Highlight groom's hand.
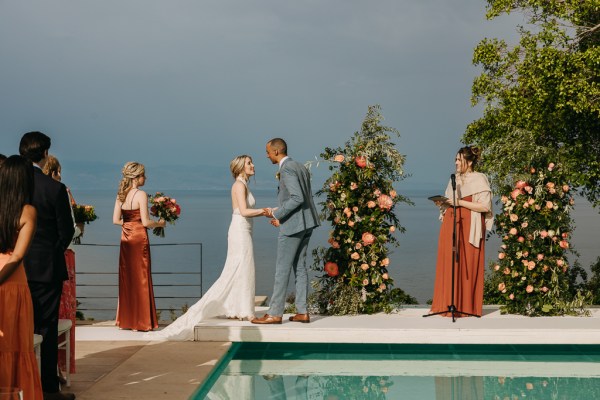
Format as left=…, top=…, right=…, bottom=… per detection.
left=269, top=218, right=280, bottom=227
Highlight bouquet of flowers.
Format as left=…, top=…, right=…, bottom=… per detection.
left=72, top=204, right=98, bottom=244
left=149, top=192, right=181, bottom=237
left=72, top=204, right=98, bottom=224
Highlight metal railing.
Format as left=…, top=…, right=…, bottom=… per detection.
left=74, top=242, right=202, bottom=315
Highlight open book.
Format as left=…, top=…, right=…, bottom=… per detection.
left=427, top=195, right=448, bottom=203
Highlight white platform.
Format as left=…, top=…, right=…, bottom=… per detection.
left=193, top=306, right=600, bottom=344
left=75, top=307, right=600, bottom=345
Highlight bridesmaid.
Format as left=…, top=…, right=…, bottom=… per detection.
left=42, top=155, right=80, bottom=379
left=0, top=155, right=43, bottom=400
left=112, top=162, right=165, bottom=331
left=430, top=146, right=493, bottom=317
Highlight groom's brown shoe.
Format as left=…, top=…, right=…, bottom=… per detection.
left=251, top=314, right=282, bottom=324
left=289, top=313, right=310, bottom=323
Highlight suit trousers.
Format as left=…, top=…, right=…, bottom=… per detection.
left=28, top=281, right=63, bottom=393
left=268, top=228, right=313, bottom=316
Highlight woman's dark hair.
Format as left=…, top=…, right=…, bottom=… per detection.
left=19, top=131, right=51, bottom=163
left=0, top=155, right=34, bottom=253
left=457, top=146, right=481, bottom=170
left=0, top=154, right=6, bottom=166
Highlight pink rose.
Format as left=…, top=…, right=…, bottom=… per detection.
left=379, top=283, right=386, bottom=290
left=537, top=254, right=544, bottom=261
left=382, top=273, right=389, bottom=280
left=498, top=283, right=506, bottom=291
left=493, top=264, right=500, bottom=271
left=511, top=189, right=522, bottom=200
left=556, top=259, right=564, bottom=266
left=527, top=261, right=536, bottom=270
left=526, top=285, right=534, bottom=293
left=351, top=252, right=360, bottom=260
left=498, top=252, right=506, bottom=260
left=380, top=257, right=390, bottom=266
left=521, top=222, right=528, bottom=228
left=362, top=279, right=369, bottom=285
left=525, top=186, right=533, bottom=194
left=334, top=154, right=345, bottom=162
left=361, top=263, right=369, bottom=271
left=377, top=194, right=393, bottom=211
left=509, top=214, right=518, bottom=222
left=348, top=220, right=355, bottom=227
left=350, top=182, right=358, bottom=190
left=516, top=180, right=527, bottom=189
left=509, top=228, right=518, bottom=235
left=509, top=293, right=515, bottom=300
left=546, top=201, right=554, bottom=209
left=530, top=167, right=536, bottom=173
left=548, top=162, right=555, bottom=171
left=528, top=198, right=535, bottom=205
left=389, top=190, right=397, bottom=198
left=362, top=232, right=376, bottom=246
left=501, top=195, right=508, bottom=204
left=352, top=206, right=359, bottom=212
left=546, top=182, right=555, bottom=189
left=353, top=242, right=361, bottom=249
left=373, top=189, right=381, bottom=197
left=503, top=267, right=511, bottom=275
left=324, top=262, right=339, bottom=277
left=518, top=236, right=525, bottom=243
left=370, top=261, right=377, bottom=266
left=523, top=251, right=529, bottom=257
left=355, top=156, right=367, bottom=168
left=541, top=286, right=549, bottom=293
left=389, top=226, right=396, bottom=233
left=540, top=230, right=548, bottom=238
left=343, top=207, right=352, bottom=217
left=367, top=201, right=376, bottom=208
left=559, top=240, right=569, bottom=249
left=331, top=241, right=340, bottom=249
left=562, top=184, right=569, bottom=192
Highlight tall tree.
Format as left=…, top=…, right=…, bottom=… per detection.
left=464, top=0, right=600, bottom=207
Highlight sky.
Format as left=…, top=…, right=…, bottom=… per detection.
left=0, top=1, right=524, bottom=190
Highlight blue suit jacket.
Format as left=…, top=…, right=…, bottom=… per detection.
left=273, top=158, right=320, bottom=236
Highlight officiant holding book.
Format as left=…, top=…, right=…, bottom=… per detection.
left=429, top=146, right=493, bottom=318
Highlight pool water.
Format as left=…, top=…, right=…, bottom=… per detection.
left=193, top=343, right=600, bottom=399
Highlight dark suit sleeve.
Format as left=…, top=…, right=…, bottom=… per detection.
left=273, top=164, right=305, bottom=221
left=55, top=184, right=75, bottom=251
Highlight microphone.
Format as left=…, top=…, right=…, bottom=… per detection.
left=451, top=173, right=456, bottom=190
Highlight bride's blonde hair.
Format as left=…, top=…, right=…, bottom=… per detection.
left=117, top=161, right=145, bottom=202
left=230, top=155, right=251, bottom=180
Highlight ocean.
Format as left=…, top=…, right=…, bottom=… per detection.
left=71, top=187, right=600, bottom=320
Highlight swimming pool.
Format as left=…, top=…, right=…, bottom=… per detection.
left=192, top=343, right=600, bottom=399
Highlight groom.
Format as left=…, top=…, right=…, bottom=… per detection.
left=252, top=138, right=320, bottom=324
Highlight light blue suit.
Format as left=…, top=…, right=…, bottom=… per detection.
left=269, top=157, right=320, bottom=316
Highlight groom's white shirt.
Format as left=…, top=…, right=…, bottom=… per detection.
left=278, top=156, right=289, bottom=169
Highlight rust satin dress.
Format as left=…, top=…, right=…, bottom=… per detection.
left=115, top=209, right=158, bottom=331
left=0, top=253, right=43, bottom=400
left=430, top=196, right=486, bottom=317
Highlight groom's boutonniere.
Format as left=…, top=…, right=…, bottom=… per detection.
left=276, top=172, right=280, bottom=180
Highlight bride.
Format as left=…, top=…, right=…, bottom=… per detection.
left=147, top=155, right=266, bottom=340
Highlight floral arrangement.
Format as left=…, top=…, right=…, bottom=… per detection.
left=311, top=105, right=413, bottom=314
left=72, top=204, right=98, bottom=224
left=149, top=192, right=181, bottom=237
left=486, top=162, right=590, bottom=315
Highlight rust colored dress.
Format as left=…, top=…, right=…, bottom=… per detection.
left=430, top=196, right=486, bottom=317
left=58, top=249, right=76, bottom=373
left=0, top=253, right=43, bottom=400
left=115, top=209, right=158, bottom=331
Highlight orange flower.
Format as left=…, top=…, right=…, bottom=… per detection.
left=355, top=156, right=367, bottom=168
left=324, top=262, right=339, bottom=277
left=333, top=154, right=345, bottom=162
left=362, top=232, right=376, bottom=246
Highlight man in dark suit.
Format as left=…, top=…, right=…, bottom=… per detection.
left=20, top=131, right=76, bottom=400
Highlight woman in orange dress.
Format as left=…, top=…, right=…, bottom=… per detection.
left=0, top=155, right=43, bottom=400
left=42, top=155, right=80, bottom=378
left=112, top=162, right=165, bottom=331
left=430, top=146, right=493, bottom=317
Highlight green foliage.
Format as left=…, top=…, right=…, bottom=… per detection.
left=586, top=256, right=600, bottom=304
left=311, top=105, right=414, bottom=314
left=485, top=162, right=591, bottom=315
left=465, top=0, right=600, bottom=208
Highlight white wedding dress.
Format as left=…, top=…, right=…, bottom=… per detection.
left=147, top=178, right=256, bottom=341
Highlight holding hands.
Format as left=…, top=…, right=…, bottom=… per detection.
left=262, top=207, right=279, bottom=227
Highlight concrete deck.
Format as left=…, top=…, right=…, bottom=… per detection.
left=69, top=306, right=600, bottom=399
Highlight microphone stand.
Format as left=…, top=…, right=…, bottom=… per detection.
left=424, top=173, right=481, bottom=322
